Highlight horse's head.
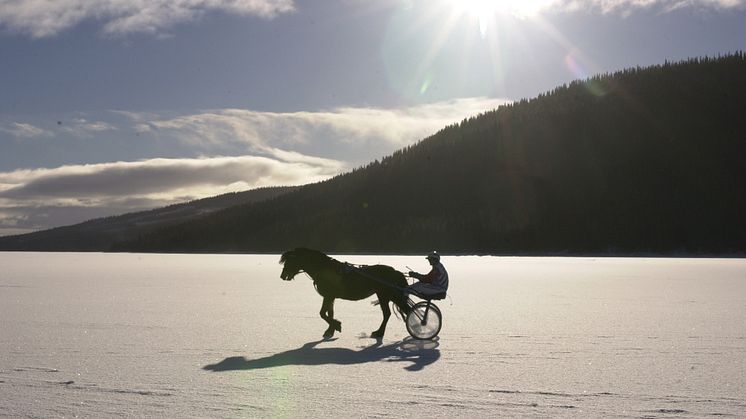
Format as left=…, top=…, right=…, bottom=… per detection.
left=279, top=249, right=303, bottom=281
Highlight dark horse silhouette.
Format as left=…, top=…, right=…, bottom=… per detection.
left=280, top=248, right=411, bottom=339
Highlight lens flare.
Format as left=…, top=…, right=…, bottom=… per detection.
left=564, top=53, right=588, bottom=79
left=419, top=73, right=434, bottom=95
left=565, top=53, right=606, bottom=96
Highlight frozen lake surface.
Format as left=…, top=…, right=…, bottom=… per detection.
left=1, top=252, right=745, bottom=417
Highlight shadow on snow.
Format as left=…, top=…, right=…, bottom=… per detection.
left=203, top=337, right=440, bottom=372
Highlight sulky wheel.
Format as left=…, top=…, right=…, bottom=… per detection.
left=405, top=301, right=442, bottom=340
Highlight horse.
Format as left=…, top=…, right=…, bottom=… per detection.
left=279, top=248, right=411, bottom=339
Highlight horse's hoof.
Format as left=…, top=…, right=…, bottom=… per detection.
left=323, top=330, right=334, bottom=339
left=370, top=330, right=384, bottom=339
left=333, top=320, right=342, bottom=332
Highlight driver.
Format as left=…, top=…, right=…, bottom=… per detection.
left=408, top=251, right=449, bottom=297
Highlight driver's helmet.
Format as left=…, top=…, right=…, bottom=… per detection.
left=426, top=251, right=440, bottom=262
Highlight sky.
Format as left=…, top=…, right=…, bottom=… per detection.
left=1, top=0, right=745, bottom=236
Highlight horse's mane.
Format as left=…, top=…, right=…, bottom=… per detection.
left=279, top=248, right=340, bottom=267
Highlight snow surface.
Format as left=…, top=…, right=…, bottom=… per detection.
left=1, top=252, right=745, bottom=417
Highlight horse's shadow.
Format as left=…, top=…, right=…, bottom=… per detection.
left=203, top=337, right=440, bottom=372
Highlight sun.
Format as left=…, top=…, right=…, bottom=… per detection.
left=447, top=0, right=552, bottom=20
left=440, top=0, right=551, bottom=37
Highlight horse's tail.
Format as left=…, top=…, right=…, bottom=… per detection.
left=391, top=293, right=412, bottom=319
left=372, top=297, right=411, bottom=320
left=391, top=270, right=413, bottom=318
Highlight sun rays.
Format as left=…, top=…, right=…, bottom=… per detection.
left=380, top=0, right=610, bottom=102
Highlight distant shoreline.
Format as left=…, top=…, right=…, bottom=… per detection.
left=1, top=249, right=744, bottom=259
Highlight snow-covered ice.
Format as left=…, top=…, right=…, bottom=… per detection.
left=1, top=252, right=745, bottom=417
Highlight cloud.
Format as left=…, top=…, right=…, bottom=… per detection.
left=0, top=152, right=343, bottom=235
left=0, top=154, right=343, bottom=204
left=60, top=118, right=118, bottom=138
left=0, top=118, right=117, bottom=141
left=0, top=212, right=35, bottom=235
left=545, top=0, right=744, bottom=14
left=429, top=0, right=743, bottom=16
left=0, top=122, right=53, bottom=139
left=0, top=0, right=296, bottom=38
left=0, top=0, right=741, bottom=39
left=0, top=200, right=178, bottom=236
left=128, top=97, right=511, bottom=162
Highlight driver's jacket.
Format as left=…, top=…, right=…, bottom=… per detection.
left=414, top=262, right=449, bottom=291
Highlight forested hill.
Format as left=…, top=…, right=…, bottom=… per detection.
left=0, top=186, right=295, bottom=251
left=112, top=53, right=746, bottom=255
left=5, top=54, right=746, bottom=255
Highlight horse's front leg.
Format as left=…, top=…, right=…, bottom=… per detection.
left=320, top=296, right=341, bottom=338
left=371, top=295, right=391, bottom=340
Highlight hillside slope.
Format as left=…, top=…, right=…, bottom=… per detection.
left=116, top=54, right=746, bottom=255
left=0, top=187, right=295, bottom=251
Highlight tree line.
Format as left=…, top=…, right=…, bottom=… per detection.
left=104, top=53, right=746, bottom=254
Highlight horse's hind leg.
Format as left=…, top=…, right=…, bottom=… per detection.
left=320, top=296, right=341, bottom=338
left=328, top=299, right=341, bottom=332
left=370, top=295, right=391, bottom=339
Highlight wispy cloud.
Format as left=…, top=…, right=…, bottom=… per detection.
left=0, top=122, right=53, bottom=139
left=60, top=118, right=117, bottom=138
left=542, top=0, right=743, bottom=14
left=0, top=0, right=295, bottom=38
left=0, top=201, right=177, bottom=236
left=130, top=97, right=510, bottom=162
left=428, top=0, right=744, bottom=16
left=0, top=118, right=118, bottom=141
